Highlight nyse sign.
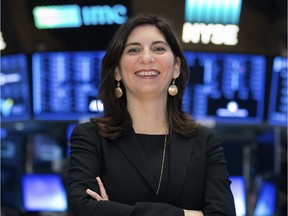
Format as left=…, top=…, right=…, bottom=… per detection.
left=183, top=0, right=242, bottom=46
left=182, top=22, right=239, bottom=46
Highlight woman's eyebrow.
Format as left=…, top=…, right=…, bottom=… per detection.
left=152, top=41, right=169, bottom=46
left=124, top=42, right=141, bottom=48
left=125, top=41, right=168, bottom=48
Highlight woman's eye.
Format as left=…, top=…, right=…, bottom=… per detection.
left=153, top=46, right=166, bottom=53
left=127, top=47, right=140, bottom=53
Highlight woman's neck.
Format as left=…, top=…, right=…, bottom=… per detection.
left=127, top=96, right=168, bottom=135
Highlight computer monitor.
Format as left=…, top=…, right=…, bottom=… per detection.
left=267, top=56, right=287, bottom=126
left=32, top=51, right=105, bottom=121
left=22, top=174, right=68, bottom=212
left=230, top=176, right=246, bottom=216
left=183, top=51, right=266, bottom=124
left=1, top=132, right=26, bottom=209
left=254, top=181, right=277, bottom=216
left=1, top=53, right=32, bottom=122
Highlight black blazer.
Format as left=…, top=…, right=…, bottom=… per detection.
left=68, top=122, right=236, bottom=216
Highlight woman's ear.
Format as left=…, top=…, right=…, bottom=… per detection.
left=114, top=67, right=121, bottom=81
left=173, top=57, right=181, bottom=79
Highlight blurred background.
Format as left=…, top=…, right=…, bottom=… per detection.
left=1, top=0, right=287, bottom=215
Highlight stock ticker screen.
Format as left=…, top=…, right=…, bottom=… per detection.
left=32, top=51, right=105, bottom=121
left=31, top=50, right=267, bottom=123
left=1, top=54, right=32, bottom=122
left=268, top=56, right=287, bottom=126
left=183, top=51, right=266, bottom=124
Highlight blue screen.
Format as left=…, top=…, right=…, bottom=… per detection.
left=268, top=56, right=287, bottom=126
left=230, top=176, right=246, bottom=216
left=22, top=174, right=68, bottom=212
left=1, top=54, right=31, bottom=122
left=183, top=52, right=266, bottom=124
left=1, top=132, right=26, bottom=208
left=32, top=51, right=105, bottom=121
left=254, top=181, right=277, bottom=216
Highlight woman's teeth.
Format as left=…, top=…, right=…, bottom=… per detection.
left=136, top=71, right=159, bottom=76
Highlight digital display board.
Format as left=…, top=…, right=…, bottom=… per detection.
left=183, top=52, right=266, bottom=124
left=25, top=0, right=131, bottom=51
left=268, top=56, right=287, bottom=126
left=32, top=51, right=105, bottom=121
left=1, top=54, right=32, bottom=122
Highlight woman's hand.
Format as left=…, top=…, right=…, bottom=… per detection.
left=183, top=209, right=204, bottom=216
left=86, top=177, right=109, bottom=201
left=86, top=177, right=203, bottom=216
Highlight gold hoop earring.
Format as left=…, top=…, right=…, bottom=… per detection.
left=115, top=81, right=123, bottom=98
left=168, top=79, right=178, bottom=96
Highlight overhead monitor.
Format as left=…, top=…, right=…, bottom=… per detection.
left=183, top=51, right=266, bottom=124
left=25, top=0, right=130, bottom=51
left=1, top=54, right=32, bottom=122
left=267, top=56, right=287, bottom=126
left=32, top=51, right=105, bottom=121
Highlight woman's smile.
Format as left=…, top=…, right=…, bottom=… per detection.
left=135, top=69, right=160, bottom=79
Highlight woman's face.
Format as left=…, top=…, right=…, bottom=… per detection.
left=115, top=25, right=180, bottom=99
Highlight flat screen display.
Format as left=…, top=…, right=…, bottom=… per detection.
left=1, top=54, right=31, bottom=122
left=230, top=176, right=246, bottom=216
left=183, top=52, right=266, bottom=124
left=267, top=56, right=287, bottom=126
left=22, top=174, right=68, bottom=212
left=254, top=181, right=276, bottom=216
left=32, top=51, right=105, bottom=120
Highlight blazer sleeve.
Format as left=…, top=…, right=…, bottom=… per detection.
left=202, top=129, right=236, bottom=216
left=67, top=123, right=184, bottom=216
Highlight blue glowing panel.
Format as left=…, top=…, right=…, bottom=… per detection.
left=268, top=57, right=287, bottom=126
left=32, top=3, right=128, bottom=29
left=254, top=181, right=276, bottom=216
left=33, top=5, right=82, bottom=29
left=22, top=174, right=68, bottom=212
left=183, top=52, right=266, bottom=124
left=230, top=176, right=246, bottom=216
left=32, top=51, right=105, bottom=121
left=1, top=54, right=31, bottom=122
left=185, top=0, right=242, bottom=24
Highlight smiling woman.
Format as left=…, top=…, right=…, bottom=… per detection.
left=114, top=25, right=180, bottom=101
left=67, top=14, right=236, bottom=216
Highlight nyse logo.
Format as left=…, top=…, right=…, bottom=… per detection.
left=183, top=0, right=242, bottom=46
left=182, top=23, right=239, bottom=45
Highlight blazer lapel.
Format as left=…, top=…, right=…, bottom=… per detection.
left=115, top=127, right=156, bottom=193
left=167, top=132, right=194, bottom=202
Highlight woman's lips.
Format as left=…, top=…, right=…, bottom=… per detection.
left=135, top=70, right=160, bottom=77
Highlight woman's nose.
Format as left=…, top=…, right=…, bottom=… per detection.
left=139, top=51, right=155, bottom=64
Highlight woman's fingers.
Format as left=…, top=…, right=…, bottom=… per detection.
left=183, top=210, right=204, bottom=216
left=96, top=177, right=109, bottom=200
left=86, top=189, right=103, bottom=201
left=86, top=177, right=109, bottom=201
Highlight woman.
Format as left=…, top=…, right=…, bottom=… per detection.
left=68, top=14, right=236, bottom=216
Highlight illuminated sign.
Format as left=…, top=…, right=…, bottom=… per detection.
left=182, top=0, right=242, bottom=45
left=0, top=31, right=6, bottom=50
left=33, top=4, right=128, bottom=29
left=33, top=5, right=82, bottom=28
